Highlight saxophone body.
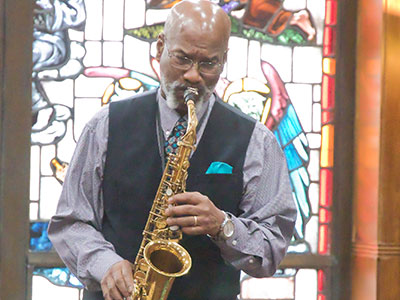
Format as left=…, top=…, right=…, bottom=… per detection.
left=132, top=87, right=199, bottom=300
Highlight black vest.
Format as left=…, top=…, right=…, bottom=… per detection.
left=84, top=90, right=255, bottom=300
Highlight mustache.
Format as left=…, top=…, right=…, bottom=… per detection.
left=173, top=84, right=205, bottom=95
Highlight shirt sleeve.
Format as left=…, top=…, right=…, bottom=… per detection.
left=47, top=107, right=123, bottom=291
left=214, top=122, right=297, bottom=278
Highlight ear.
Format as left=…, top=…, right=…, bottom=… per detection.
left=156, top=33, right=165, bottom=62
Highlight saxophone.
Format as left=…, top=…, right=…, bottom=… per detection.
left=131, top=87, right=199, bottom=300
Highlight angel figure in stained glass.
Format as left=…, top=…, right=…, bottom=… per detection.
left=32, top=0, right=86, bottom=145
left=220, top=63, right=311, bottom=248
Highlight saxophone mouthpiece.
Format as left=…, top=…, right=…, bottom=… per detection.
left=183, top=87, right=199, bottom=104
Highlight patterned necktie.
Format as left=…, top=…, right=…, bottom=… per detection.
left=164, top=117, right=188, bottom=156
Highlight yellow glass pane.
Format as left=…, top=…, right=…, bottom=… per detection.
left=320, top=124, right=334, bottom=167
left=322, top=58, right=336, bottom=75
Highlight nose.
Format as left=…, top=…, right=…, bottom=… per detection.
left=182, top=63, right=202, bottom=84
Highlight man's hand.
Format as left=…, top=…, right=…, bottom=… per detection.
left=165, top=192, right=225, bottom=236
left=101, top=260, right=135, bottom=300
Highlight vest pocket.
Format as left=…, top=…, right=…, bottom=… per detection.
left=187, top=172, right=243, bottom=215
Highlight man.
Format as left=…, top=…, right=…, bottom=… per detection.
left=48, top=1, right=296, bottom=300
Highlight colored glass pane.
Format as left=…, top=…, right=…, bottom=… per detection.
left=319, top=207, right=332, bottom=223
left=322, top=110, right=334, bottom=124
left=321, top=75, right=335, bottom=109
left=320, top=125, right=334, bottom=167
left=30, top=222, right=52, bottom=252
left=325, top=0, right=338, bottom=25
left=318, top=224, right=329, bottom=254
left=320, top=169, right=333, bottom=207
left=33, top=267, right=83, bottom=288
left=323, top=26, right=336, bottom=56
left=323, top=57, right=336, bottom=75
left=318, top=269, right=325, bottom=292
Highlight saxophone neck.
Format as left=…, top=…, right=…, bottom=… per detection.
left=180, top=88, right=198, bottom=147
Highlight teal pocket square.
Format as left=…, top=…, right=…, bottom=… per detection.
left=205, top=162, right=233, bottom=174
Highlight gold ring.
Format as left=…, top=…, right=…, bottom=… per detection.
left=193, top=215, right=198, bottom=227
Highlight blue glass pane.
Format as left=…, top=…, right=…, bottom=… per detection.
left=30, top=221, right=53, bottom=252
left=33, top=267, right=84, bottom=289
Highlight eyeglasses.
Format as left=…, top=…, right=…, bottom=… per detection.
left=165, top=44, right=225, bottom=76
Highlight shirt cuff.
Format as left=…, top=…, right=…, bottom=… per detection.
left=87, top=250, right=124, bottom=287
left=211, top=214, right=263, bottom=256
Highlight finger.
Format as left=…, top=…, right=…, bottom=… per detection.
left=167, top=215, right=201, bottom=227
left=109, top=283, right=125, bottom=300
left=182, top=225, right=204, bottom=235
left=168, top=192, right=203, bottom=205
left=166, top=204, right=198, bottom=217
left=103, top=276, right=124, bottom=300
left=121, top=262, right=135, bottom=294
left=112, top=269, right=130, bottom=298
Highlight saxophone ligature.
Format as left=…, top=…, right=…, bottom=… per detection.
left=131, top=87, right=199, bottom=300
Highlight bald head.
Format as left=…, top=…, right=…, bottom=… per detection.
left=164, top=0, right=231, bottom=48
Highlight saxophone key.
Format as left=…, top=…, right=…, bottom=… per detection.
left=155, top=218, right=167, bottom=229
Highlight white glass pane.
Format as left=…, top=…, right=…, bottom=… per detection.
left=125, top=0, right=145, bottom=29
left=241, top=276, right=294, bottom=299
left=30, top=202, right=39, bottom=221
left=58, top=120, right=77, bottom=161
left=295, top=269, right=318, bottom=300
left=308, top=150, right=320, bottom=181
left=227, top=37, right=248, bottom=81
left=283, top=0, right=306, bottom=10
left=40, top=177, right=62, bottom=220
left=103, top=42, right=123, bottom=67
left=146, top=9, right=170, bottom=25
left=307, top=0, right=326, bottom=45
left=261, top=44, right=292, bottom=82
left=75, top=75, right=114, bottom=98
left=32, top=276, right=81, bottom=300
left=309, top=183, right=320, bottom=214
left=307, top=133, right=321, bottom=149
left=73, top=98, right=103, bottom=140
left=37, top=69, right=59, bottom=80
left=83, top=41, right=102, bottom=67
left=313, top=103, right=322, bottom=132
left=84, top=0, right=103, bottom=40
left=293, top=47, right=322, bottom=83
left=124, top=36, right=154, bottom=77
left=41, top=79, right=74, bottom=106
left=313, top=85, right=321, bottom=104
left=285, top=83, right=313, bottom=132
left=103, top=0, right=124, bottom=41
left=70, top=42, right=86, bottom=60
left=30, top=146, right=40, bottom=201
left=247, top=41, right=266, bottom=83
left=68, top=29, right=84, bottom=42
left=60, top=60, right=84, bottom=79
left=41, top=145, right=56, bottom=176
left=305, top=215, right=319, bottom=253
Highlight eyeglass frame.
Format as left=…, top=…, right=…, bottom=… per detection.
left=163, top=41, right=227, bottom=76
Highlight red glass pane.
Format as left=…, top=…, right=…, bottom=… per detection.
left=318, top=270, right=325, bottom=292
left=319, top=207, right=332, bottom=223
left=318, top=225, right=329, bottom=254
left=325, top=0, right=337, bottom=26
left=323, top=26, right=336, bottom=56
left=321, top=111, right=334, bottom=125
left=320, top=168, right=333, bottom=207
left=321, top=75, right=335, bottom=110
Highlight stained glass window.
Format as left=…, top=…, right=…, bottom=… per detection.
left=30, top=0, right=337, bottom=299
